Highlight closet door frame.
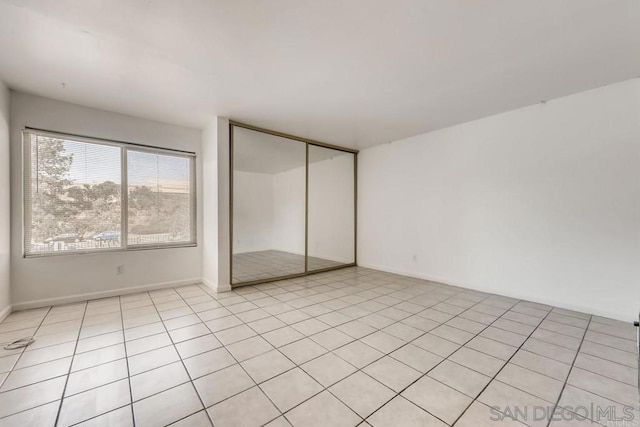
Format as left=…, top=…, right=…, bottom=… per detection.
left=229, top=120, right=358, bottom=288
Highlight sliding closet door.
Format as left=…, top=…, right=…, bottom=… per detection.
left=307, top=145, right=356, bottom=271
left=231, top=127, right=306, bottom=284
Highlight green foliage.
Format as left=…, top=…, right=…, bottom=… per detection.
left=128, top=190, right=190, bottom=239
left=31, top=137, right=76, bottom=241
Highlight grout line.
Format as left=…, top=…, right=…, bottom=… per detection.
left=146, top=290, right=217, bottom=426
left=572, top=348, right=639, bottom=370
left=580, top=336, right=639, bottom=355
left=545, top=315, right=594, bottom=427
left=53, top=302, right=89, bottom=427
left=450, top=307, right=556, bottom=426
left=0, top=318, right=630, bottom=422
left=0, top=306, right=52, bottom=391
left=201, top=274, right=471, bottom=421
left=259, top=282, right=496, bottom=424
left=65, top=404, right=131, bottom=427
left=362, top=292, right=516, bottom=426
left=118, top=295, right=136, bottom=427
left=0, top=267, right=636, bottom=425
left=0, top=292, right=604, bottom=374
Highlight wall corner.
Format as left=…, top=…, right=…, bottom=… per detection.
left=201, top=116, right=231, bottom=292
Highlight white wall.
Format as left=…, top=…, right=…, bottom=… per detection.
left=10, top=92, right=203, bottom=309
left=202, top=117, right=231, bottom=292
left=201, top=120, right=219, bottom=291
left=0, top=82, right=10, bottom=320
left=233, top=171, right=274, bottom=253
left=272, top=166, right=306, bottom=255
left=359, top=79, right=640, bottom=321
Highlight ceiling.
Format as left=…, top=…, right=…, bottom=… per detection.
left=233, top=126, right=352, bottom=174
left=1, top=1, right=639, bottom=150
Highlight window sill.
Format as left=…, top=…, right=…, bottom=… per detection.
left=23, top=243, right=197, bottom=258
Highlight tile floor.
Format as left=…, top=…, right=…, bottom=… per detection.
left=232, top=250, right=345, bottom=283
left=0, top=267, right=638, bottom=426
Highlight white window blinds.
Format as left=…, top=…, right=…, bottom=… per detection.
left=127, top=150, right=195, bottom=247
left=23, top=130, right=196, bottom=256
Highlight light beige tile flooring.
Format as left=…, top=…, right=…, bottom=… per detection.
left=232, top=250, right=344, bottom=283
left=0, top=267, right=637, bottom=426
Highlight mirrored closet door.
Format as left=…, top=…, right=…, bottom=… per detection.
left=307, top=145, right=356, bottom=272
left=231, top=127, right=306, bottom=284
left=230, top=122, right=357, bottom=286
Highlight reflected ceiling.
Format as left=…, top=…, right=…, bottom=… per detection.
left=233, top=127, right=351, bottom=174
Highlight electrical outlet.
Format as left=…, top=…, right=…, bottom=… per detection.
left=412, top=254, right=417, bottom=262
left=116, top=265, right=124, bottom=275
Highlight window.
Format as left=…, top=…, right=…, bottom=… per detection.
left=24, top=130, right=196, bottom=256
left=127, top=150, right=193, bottom=246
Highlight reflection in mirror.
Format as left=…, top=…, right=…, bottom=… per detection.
left=308, top=145, right=356, bottom=271
left=232, top=127, right=306, bottom=284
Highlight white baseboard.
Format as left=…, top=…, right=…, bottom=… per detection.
left=267, top=248, right=353, bottom=265
left=0, top=304, right=11, bottom=322
left=202, top=278, right=232, bottom=293
left=234, top=247, right=272, bottom=255
left=357, top=262, right=632, bottom=323
left=11, top=278, right=203, bottom=312
left=309, top=253, right=354, bottom=264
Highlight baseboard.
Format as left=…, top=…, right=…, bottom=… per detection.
left=309, top=253, right=354, bottom=264
left=234, top=248, right=273, bottom=255
left=270, top=248, right=305, bottom=257
left=357, top=262, right=633, bottom=323
left=267, top=248, right=353, bottom=265
left=0, top=304, right=11, bottom=322
left=202, top=277, right=232, bottom=293
left=11, top=278, right=202, bottom=312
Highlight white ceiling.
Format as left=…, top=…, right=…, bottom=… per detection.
left=1, top=1, right=639, bottom=150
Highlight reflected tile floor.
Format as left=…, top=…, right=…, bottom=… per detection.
left=0, top=267, right=638, bottom=426
left=232, top=250, right=345, bottom=283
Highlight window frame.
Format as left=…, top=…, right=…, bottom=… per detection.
left=23, top=128, right=197, bottom=258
